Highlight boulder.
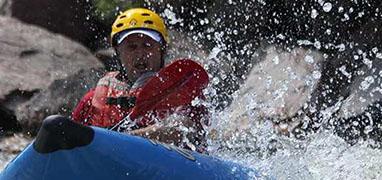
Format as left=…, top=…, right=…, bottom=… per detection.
left=15, top=68, right=105, bottom=134
left=0, top=16, right=103, bottom=132
left=208, top=46, right=324, bottom=154
left=224, top=46, right=323, bottom=131
left=0, top=16, right=102, bottom=97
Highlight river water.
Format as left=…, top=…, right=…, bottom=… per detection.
left=208, top=118, right=382, bottom=179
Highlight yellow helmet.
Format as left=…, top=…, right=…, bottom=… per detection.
left=111, top=8, right=169, bottom=46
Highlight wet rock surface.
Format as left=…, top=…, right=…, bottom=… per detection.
left=209, top=46, right=324, bottom=154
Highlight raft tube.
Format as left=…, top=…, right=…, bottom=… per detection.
left=0, top=115, right=261, bottom=180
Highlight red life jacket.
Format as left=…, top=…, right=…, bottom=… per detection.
left=72, top=72, right=130, bottom=127
left=72, top=71, right=208, bottom=128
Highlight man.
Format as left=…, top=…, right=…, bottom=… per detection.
left=72, top=8, right=209, bottom=153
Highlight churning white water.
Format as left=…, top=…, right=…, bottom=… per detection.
left=205, top=46, right=382, bottom=179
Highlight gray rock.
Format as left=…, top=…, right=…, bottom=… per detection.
left=220, top=46, right=324, bottom=136
left=0, top=16, right=103, bottom=132
left=0, top=16, right=102, bottom=98
left=15, top=68, right=105, bottom=135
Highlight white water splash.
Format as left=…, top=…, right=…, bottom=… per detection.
left=163, top=8, right=184, bottom=25
left=322, top=3, right=333, bottom=12
left=206, top=46, right=382, bottom=179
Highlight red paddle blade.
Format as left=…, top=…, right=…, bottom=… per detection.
left=129, top=59, right=209, bottom=119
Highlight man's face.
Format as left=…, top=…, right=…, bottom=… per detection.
left=116, top=33, right=162, bottom=82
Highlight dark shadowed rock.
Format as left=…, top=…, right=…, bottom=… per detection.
left=15, top=68, right=105, bottom=135
left=0, top=106, right=21, bottom=134
left=10, top=0, right=108, bottom=50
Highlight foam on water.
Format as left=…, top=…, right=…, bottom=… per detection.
left=207, top=91, right=382, bottom=179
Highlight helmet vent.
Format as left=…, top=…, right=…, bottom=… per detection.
left=120, top=15, right=126, bottom=18
left=116, top=23, right=124, bottom=28
left=142, top=13, right=150, bottom=16
left=144, top=20, right=153, bottom=24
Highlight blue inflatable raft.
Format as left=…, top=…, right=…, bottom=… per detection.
left=0, top=115, right=261, bottom=180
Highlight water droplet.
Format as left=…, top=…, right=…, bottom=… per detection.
left=376, top=53, right=382, bottom=59
left=304, top=55, right=314, bottom=63
left=359, top=76, right=374, bottom=90
left=311, top=9, right=319, bottom=19
left=313, top=71, right=321, bottom=79
left=212, top=77, right=220, bottom=85
left=323, top=3, right=333, bottom=12
left=272, top=55, right=280, bottom=65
